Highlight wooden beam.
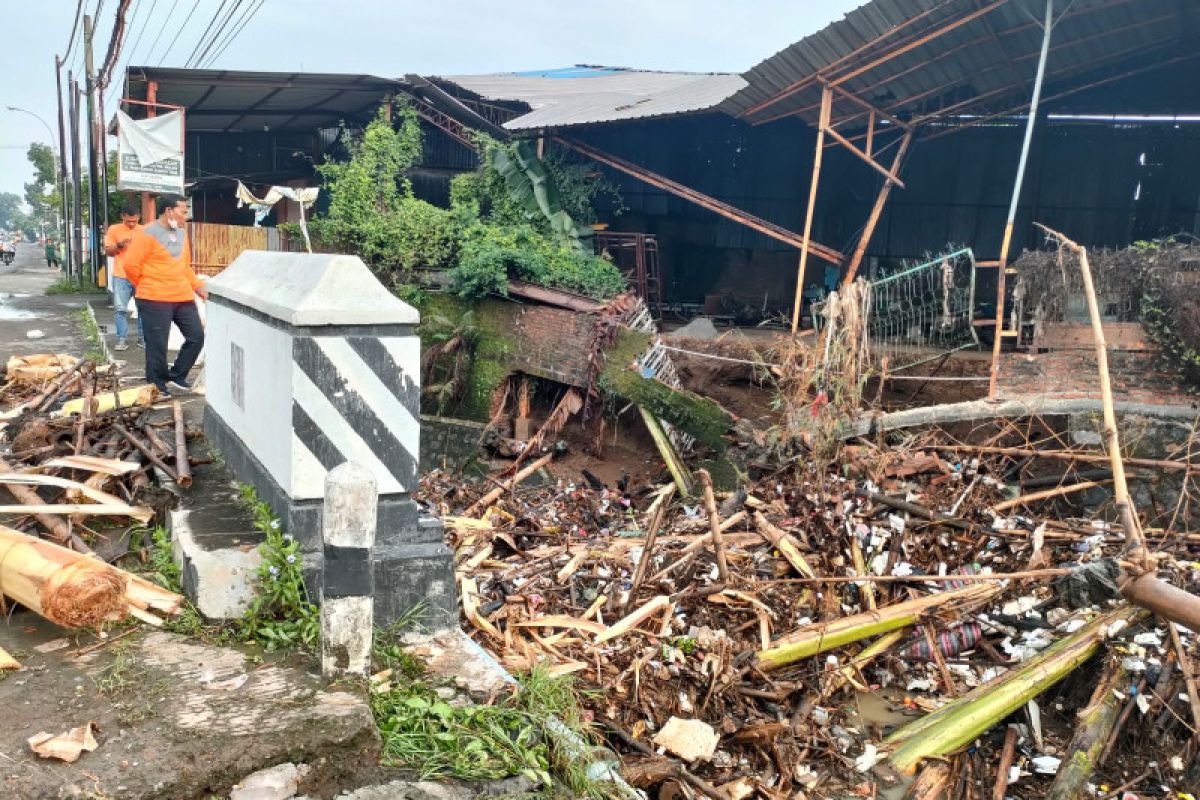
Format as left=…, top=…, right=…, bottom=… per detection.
left=842, top=128, right=914, bottom=287
left=827, top=82, right=912, bottom=131
left=791, top=86, right=832, bottom=334
left=556, top=136, right=843, bottom=266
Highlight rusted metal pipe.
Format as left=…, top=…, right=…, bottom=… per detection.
left=1120, top=573, right=1200, bottom=635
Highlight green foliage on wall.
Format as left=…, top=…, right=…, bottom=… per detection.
left=306, top=108, right=626, bottom=302
left=600, top=329, right=734, bottom=451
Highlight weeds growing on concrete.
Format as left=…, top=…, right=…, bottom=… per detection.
left=47, top=276, right=105, bottom=295
left=75, top=308, right=107, bottom=363
left=237, top=485, right=320, bottom=652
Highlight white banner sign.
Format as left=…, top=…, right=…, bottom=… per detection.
left=116, top=109, right=185, bottom=194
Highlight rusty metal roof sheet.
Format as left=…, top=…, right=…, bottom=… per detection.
left=434, top=67, right=747, bottom=131
left=721, top=0, right=1200, bottom=131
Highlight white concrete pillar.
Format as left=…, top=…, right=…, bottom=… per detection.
left=320, top=461, right=377, bottom=678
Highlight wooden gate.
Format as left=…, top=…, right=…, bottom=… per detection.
left=188, top=222, right=269, bottom=277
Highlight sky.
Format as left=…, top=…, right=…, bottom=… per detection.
left=1, top=0, right=864, bottom=200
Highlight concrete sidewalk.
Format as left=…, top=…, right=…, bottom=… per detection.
left=0, top=243, right=94, bottom=361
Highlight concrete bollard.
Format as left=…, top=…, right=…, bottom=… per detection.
left=320, top=462, right=377, bottom=678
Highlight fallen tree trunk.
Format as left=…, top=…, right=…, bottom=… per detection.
left=1045, top=658, right=1131, bottom=800
left=0, top=524, right=127, bottom=627
left=886, top=605, right=1145, bottom=774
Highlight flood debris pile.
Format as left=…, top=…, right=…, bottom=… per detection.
left=424, top=416, right=1200, bottom=797
left=0, top=354, right=185, bottom=667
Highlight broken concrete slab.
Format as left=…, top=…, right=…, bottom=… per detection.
left=0, top=615, right=379, bottom=800
left=670, top=316, right=721, bottom=339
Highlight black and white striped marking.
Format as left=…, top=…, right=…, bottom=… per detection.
left=290, top=335, right=420, bottom=496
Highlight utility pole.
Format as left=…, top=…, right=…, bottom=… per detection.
left=83, top=14, right=100, bottom=283
left=54, top=57, right=73, bottom=280
left=69, top=76, right=84, bottom=280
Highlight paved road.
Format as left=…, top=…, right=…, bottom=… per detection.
left=0, top=242, right=89, bottom=359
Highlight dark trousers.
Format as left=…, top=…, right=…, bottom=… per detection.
left=136, top=299, right=204, bottom=387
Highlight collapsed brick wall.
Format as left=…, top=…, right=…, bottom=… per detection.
left=505, top=303, right=597, bottom=387
left=998, top=347, right=1198, bottom=407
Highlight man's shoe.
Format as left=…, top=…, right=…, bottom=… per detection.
left=154, top=384, right=172, bottom=398
left=166, top=378, right=192, bottom=393
left=114, top=338, right=128, bottom=351
left=136, top=338, right=146, bottom=348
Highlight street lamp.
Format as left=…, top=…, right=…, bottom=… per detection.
left=6, top=106, right=67, bottom=249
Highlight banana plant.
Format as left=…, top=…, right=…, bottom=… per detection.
left=489, top=140, right=592, bottom=254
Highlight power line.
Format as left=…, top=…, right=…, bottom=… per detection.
left=142, top=0, right=179, bottom=65
left=103, top=0, right=156, bottom=113
left=99, top=0, right=135, bottom=89
left=182, top=0, right=232, bottom=69
left=63, top=0, right=86, bottom=61
left=155, top=0, right=203, bottom=66
left=199, top=0, right=264, bottom=69
left=123, top=0, right=157, bottom=65
left=192, top=0, right=250, bottom=69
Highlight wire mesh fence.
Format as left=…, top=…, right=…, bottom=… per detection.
left=815, top=248, right=980, bottom=372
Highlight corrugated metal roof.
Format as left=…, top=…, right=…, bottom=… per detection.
left=124, top=67, right=400, bottom=132
left=434, top=67, right=748, bottom=131
left=722, top=0, right=1200, bottom=130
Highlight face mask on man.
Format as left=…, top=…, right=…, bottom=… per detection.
left=167, top=217, right=179, bottom=230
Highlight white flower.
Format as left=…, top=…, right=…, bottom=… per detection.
left=270, top=519, right=281, bottom=529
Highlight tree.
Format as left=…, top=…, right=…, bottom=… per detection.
left=0, top=192, right=22, bottom=230
left=24, top=143, right=58, bottom=232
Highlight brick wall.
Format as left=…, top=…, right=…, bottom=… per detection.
left=997, top=347, right=1198, bottom=407
left=501, top=302, right=598, bottom=388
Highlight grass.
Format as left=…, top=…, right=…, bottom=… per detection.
left=76, top=307, right=107, bottom=363
left=369, top=664, right=615, bottom=797
left=47, top=276, right=106, bottom=295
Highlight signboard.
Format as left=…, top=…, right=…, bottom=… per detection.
left=116, top=109, right=184, bottom=194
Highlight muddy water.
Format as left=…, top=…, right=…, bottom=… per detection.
left=845, top=691, right=919, bottom=800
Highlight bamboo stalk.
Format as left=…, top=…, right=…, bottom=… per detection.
left=753, top=512, right=815, bottom=578
left=171, top=407, right=192, bottom=489
left=1168, top=622, right=1200, bottom=744
left=639, top=407, right=694, bottom=497
left=1034, top=224, right=1143, bottom=549
left=992, top=725, right=1019, bottom=800
left=991, top=479, right=1110, bottom=513
left=756, top=583, right=1001, bottom=671
left=904, top=761, right=951, bottom=800
left=1045, top=658, right=1132, bottom=800
left=113, top=423, right=179, bottom=482
left=822, top=628, right=908, bottom=698
left=624, top=484, right=676, bottom=613
left=467, top=452, right=554, bottom=517
left=55, top=384, right=158, bottom=418
left=595, top=595, right=671, bottom=644
left=698, top=470, right=729, bottom=583
left=645, top=511, right=747, bottom=585
left=933, top=443, right=1198, bottom=474
left=0, top=457, right=73, bottom=545
left=886, top=606, right=1145, bottom=774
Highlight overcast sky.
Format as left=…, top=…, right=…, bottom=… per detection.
left=2, top=0, right=863, bottom=199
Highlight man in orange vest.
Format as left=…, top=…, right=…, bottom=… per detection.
left=122, top=194, right=208, bottom=396
left=104, top=200, right=144, bottom=350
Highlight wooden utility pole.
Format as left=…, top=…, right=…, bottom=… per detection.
left=68, top=76, right=84, bottom=278
left=140, top=81, right=159, bottom=223
left=83, top=14, right=100, bottom=283
left=54, top=56, right=73, bottom=280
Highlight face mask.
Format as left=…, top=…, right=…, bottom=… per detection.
left=167, top=218, right=179, bottom=230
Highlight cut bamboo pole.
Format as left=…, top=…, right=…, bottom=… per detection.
left=624, top=484, right=676, bottom=613
left=753, top=511, right=816, bottom=578
left=172, top=401, right=192, bottom=488
left=1045, top=658, right=1132, bottom=800
left=0, top=474, right=151, bottom=522
left=0, top=457, right=73, bottom=545
left=992, top=725, right=1019, bottom=800
left=645, top=510, right=747, bottom=585
left=595, top=595, right=671, bottom=644
left=886, top=605, right=1145, bottom=774
left=698, top=470, right=729, bottom=583
left=990, top=479, right=1110, bottom=513
left=114, top=423, right=179, bottom=482
left=639, top=407, right=694, bottom=497
left=822, top=627, right=908, bottom=698
left=757, top=583, right=1001, bottom=671
left=904, top=761, right=951, bottom=800
left=467, top=452, right=554, bottom=517
left=55, top=384, right=158, bottom=418
left=0, top=524, right=127, bottom=627
left=1034, top=225, right=1142, bottom=548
